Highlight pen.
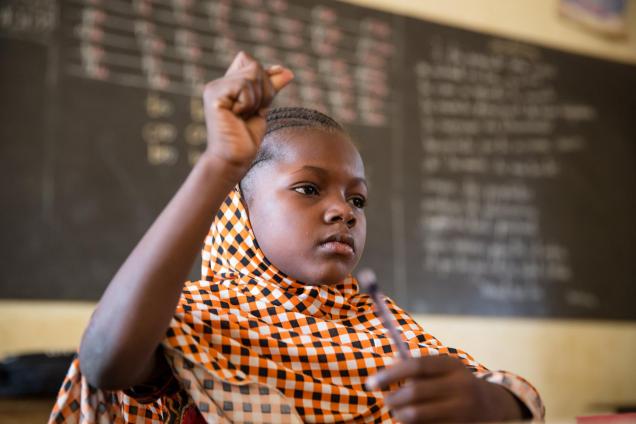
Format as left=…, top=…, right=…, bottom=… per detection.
left=357, top=268, right=411, bottom=360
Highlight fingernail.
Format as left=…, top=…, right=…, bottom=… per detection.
left=365, top=376, right=378, bottom=391
left=268, top=64, right=283, bottom=72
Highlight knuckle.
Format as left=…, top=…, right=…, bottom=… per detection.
left=440, top=354, right=456, bottom=365
left=442, top=355, right=462, bottom=371
left=373, top=373, right=388, bottom=389
left=202, top=81, right=221, bottom=102
left=447, top=376, right=466, bottom=394
left=460, top=368, right=476, bottom=383
left=244, top=59, right=262, bottom=75
left=449, top=372, right=469, bottom=387
left=239, top=79, right=256, bottom=96
left=417, top=356, right=432, bottom=372
left=397, top=406, right=418, bottom=423
left=401, top=385, right=415, bottom=402
left=203, top=80, right=217, bottom=94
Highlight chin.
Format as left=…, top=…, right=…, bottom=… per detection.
left=308, top=268, right=353, bottom=285
left=280, top=258, right=357, bottom=286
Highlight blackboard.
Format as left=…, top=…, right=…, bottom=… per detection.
left=1, top=0, right=635, bottom=320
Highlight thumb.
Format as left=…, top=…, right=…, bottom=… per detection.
left=267, top=66, right=294, bottom=92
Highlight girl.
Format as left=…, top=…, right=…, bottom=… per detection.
left=50, top=52, right=544, bottom=423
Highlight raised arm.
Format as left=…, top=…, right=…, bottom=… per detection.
left=79, top=52, right=293, bottom=390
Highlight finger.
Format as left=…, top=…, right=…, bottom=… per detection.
left=225, top=50, right=257, bottom=76
left=204, top=77, right=258, bottom=117
left=266, top=66, right=294, bottom=92
left=266, top=64, right=286, bottom=78
left=234, top=62, right=267, bottom=115
left=391, top=398, right=459, bottom=424
left=384, top=376, right=455, bottom=409
left=251, top=70, right=264, bottom=112
left=232, top=79, right=259, bottom=118
left=260, top=69, right=276, bottom=109
left=367, top=355, right=462, bottom=390
left=230, top=76, right=261, bottom=117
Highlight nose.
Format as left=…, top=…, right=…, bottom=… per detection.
left=324, top=196, right=356, bottom=228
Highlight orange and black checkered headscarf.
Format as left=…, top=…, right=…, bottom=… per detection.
left=50, top=186, right=489, bottom=424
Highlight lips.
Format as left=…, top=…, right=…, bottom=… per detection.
left=319, top=233, right=355, bottom=256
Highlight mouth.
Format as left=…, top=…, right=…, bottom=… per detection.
left=318, top=233, right=355, bottom=256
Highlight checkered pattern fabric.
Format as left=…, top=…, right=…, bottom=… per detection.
left=50, top=187, right=544, bottom=423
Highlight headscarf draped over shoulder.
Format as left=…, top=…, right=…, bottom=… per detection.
left=50, top=187, right=517, bottom=423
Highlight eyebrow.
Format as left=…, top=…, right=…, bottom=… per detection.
left=293, top=165, right=368, bottom=188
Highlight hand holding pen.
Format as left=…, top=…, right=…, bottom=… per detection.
left=358, top=268, right=527, bottom=423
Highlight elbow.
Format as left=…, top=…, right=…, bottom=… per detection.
left=78, top=340, right=140, bottom=390
left=78, top=351, right=130, bottom=390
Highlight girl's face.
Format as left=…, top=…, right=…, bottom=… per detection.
left=245, top=128, right=367, bottom=285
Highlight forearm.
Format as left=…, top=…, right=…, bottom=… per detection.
left=78, top=51, right=294, bottom=390
left=79, top=152, right=242, bottom=389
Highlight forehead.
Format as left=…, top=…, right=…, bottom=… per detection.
left=268, top=128, right=365, bottom=176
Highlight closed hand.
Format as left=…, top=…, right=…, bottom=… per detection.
left=367, top=355, right=523, bottom=423
left=203, top=51, right=294, bottom=175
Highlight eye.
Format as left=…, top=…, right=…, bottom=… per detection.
left=349, top=196, right=367, bottom=209
left=293, top=184, right=319, bottom=196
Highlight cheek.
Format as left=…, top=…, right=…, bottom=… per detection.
left=250, top=199, right=313, bottom=259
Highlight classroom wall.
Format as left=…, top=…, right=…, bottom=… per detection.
left=344, top=0, right=636, bottom=64
left=2, top=0, right=635, bottom=421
